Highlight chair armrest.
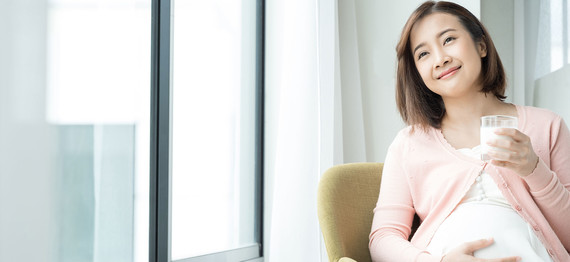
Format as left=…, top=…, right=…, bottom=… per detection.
left=338, top=257, right=358, bottom=262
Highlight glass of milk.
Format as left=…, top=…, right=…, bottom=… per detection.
left=480, top=115, right=518, bottom=161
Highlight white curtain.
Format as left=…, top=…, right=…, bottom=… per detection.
left=264, top=0, right=320, bottom=259
left=263, top=0, right=366, bottom=260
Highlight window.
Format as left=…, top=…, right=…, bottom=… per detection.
left=0, top=0, right=263, bottom=261
left=150, top=0, right=264, bottom=261
left=170, top=0, right=260, bottom=260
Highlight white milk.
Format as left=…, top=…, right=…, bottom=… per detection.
left=480, top=127, right=514, bottom=161
left=480, top=115, right=518, bottom=161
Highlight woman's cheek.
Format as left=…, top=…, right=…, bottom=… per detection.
left=419, top=65, right=432, bottom=83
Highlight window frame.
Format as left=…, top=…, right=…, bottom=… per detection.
left=148, top=0, right=265, bottom=261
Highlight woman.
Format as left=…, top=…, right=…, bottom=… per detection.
left=369, top=1, right=570, bottom=262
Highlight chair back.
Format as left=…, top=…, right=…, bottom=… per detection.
left=317, top=163, right=383, bottom=262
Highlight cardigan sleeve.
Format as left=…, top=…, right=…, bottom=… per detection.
left=523, top=116, right=570, bottom=251
left=369, top=131, right=442, bottom=262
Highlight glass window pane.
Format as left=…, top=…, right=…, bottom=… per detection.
left=170, top=0, right=257, bottom=260
left=0, top=1, right=151, bottom=261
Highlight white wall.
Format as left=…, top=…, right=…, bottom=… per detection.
left=481, top=0, right=516, bottom=103
left=523, top=0, right=541, bottom=106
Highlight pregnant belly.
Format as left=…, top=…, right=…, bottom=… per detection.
left=425, top=202, right=551, bottom=261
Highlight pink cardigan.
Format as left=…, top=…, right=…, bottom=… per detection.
left=369, top=105, right=570, bottom=262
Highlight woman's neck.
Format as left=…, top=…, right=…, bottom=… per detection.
left=439, top=92, right=515, bottom=149
left=441, top=92, right=513, bottom=130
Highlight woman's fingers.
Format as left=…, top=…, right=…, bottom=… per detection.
left=485, top=128, right=538, bottom=176
left=493, top=128, right=527, bottom=142
left=486, top=148, right=519, bottom=162
left=460, top=238, right=495, bottom=254
left=486, top=137, right=519, bottom=152
left=461, top=238, right=521, bottom=262
left=488, top=256, right=521, bottom=262
left=442, top=238, right=521, bottom=262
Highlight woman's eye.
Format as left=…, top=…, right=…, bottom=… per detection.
left=444, top=36, right=455, bottom=45
left=418, top=51, right=428, bottom=60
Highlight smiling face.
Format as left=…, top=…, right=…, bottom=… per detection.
left=410, top=13, right=487, bottom=100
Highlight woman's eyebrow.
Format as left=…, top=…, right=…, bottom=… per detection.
left=413, top=28, right=457, bottom=55
left=438, top=28, right=457, bottom=37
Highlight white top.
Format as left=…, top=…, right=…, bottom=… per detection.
left=425, top=146, right=553, bottom=261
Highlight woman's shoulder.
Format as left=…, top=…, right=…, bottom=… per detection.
left=517, top=104, right=565, bottom=137
left=394, top=125, right=434, bottom=139
left=391, top=125, right=438, bottom=148
left=518, top=104, right=562, bottom=121
left=386, top=125, right=439, bottom=164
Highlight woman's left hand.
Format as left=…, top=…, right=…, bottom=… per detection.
left=486, top=128, right=539, bottom=177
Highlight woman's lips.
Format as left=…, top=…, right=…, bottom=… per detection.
left=437, top=66, right=461, bottom=80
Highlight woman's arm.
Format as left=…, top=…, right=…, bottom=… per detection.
left=523, top=117, right=570, bottom=250
left=489, top=116, right=570, bottom=250
left=369, top=134, right=441, bottom=262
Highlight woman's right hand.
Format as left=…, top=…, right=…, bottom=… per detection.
left=441, top=238, right=521, bottom=262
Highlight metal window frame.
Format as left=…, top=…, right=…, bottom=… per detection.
left=253, top=0, right=265, bottom=257
left=172, top=244, right=260, bottom=262
left=150, top=0, right=172, bottom=261
left=149, top=0, right=265, bottom=261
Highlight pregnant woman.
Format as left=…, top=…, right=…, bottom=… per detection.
left=368, top=1, right=570, bottom=261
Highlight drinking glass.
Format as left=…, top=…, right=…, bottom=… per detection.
left=480, top=115, right=518, bottom=161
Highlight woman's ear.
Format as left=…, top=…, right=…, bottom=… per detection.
left=478, top=39, right=487, bottom=58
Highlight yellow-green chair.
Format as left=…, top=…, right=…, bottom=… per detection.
left=317, top=163, right=383, bottom=262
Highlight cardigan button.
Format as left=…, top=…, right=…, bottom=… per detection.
left=548, top=249, right=554, bottom=256
left=502, top=182, right=508, bottom=188
left=533, top=225, right=540, bottom=231
left=515, top=205, right=522, bottom=211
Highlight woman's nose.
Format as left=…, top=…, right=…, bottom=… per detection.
left=433, top=49, right=451, bottom=69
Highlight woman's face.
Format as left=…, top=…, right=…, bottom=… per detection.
left=410, top=13, right=487, bottom=100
